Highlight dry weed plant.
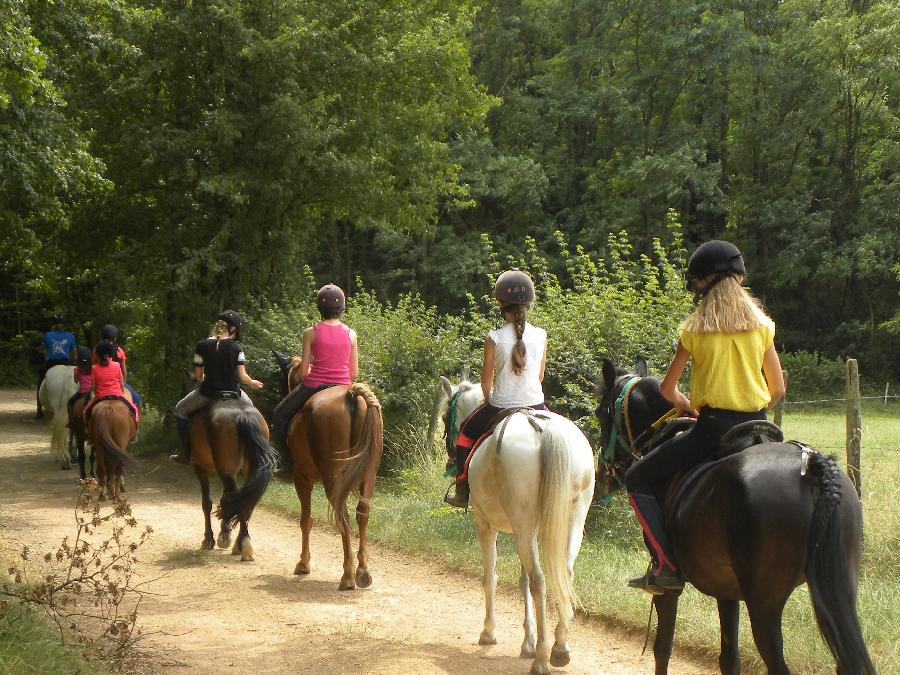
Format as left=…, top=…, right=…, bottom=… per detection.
left=1, top=478, right=154, bottom=670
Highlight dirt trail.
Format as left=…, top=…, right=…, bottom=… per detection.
left=0, top=390, right=710, bottom=674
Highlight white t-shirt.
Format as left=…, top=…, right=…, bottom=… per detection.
left=488, top=322, right=546, bottom=408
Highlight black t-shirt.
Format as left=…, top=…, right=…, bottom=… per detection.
left=193, top=338, right=245, bottom=396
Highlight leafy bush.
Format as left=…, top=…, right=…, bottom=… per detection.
left=779, top=350, right=847, bottom=401
left=241, top=212, right=691, bottom=466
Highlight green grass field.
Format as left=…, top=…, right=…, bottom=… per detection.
left=259, top=401, right=899, bottom=673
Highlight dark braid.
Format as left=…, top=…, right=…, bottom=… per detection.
left=505, top=303, right=529, bottom=375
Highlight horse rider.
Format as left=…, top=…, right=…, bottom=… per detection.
left=37, top=314, right=77, bottom=418
left=170, top=310, right=264, bottom=464
left=82, top=340, right=140, bottom=424
left=93, top=323, right=142, bottom=408
left=625, top=240, right=786, bottom=594
left=67, top=345, right=94, bottom=412
left=445, top=269, right=548, bottom=508
left=270, top=284, right=359, bottom=476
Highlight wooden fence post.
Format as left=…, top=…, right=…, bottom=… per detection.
left=845, top=359, right=862, bottom=497
left=773, top=369, right=788, bottom=428
left=886, top=381, right=891, bottom=405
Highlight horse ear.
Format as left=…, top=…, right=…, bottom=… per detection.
left=601, top=359, right=616, bottom=394
left=440, top=375, right=454, bottom=398
left=635, top=355, right=648, bottom=377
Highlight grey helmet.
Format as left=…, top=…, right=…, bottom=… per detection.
left=494, top=269, right=535, bottom=305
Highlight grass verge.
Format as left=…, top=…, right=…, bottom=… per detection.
left=254, top=401, right=898, bottom=673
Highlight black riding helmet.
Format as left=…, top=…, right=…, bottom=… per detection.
left=316, top=284, right=346, bottom=313
left=76, top=345, right=92, bottom=364
left=217, top=310, right=243, bottom=340
left=494, top=269, right=535, bottom=305
left=686, top=240, right=745, bottom=295
left=100, top=323, right=119, bottom=340
left=51, top=314, right=65, bottom=326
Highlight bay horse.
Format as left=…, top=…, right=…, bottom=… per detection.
left=68, top=394, right=94, bottom=478
left=273, top=352, right=384, bottom=591
left=87, top=399, right=137, bottom=500
left=596, top=357, right=875, bottom=675
left=435, top=376, right=595, bottom=675
left=188, top=396, right=277, bottom=562
left=38, top=365, right=77, bottom=469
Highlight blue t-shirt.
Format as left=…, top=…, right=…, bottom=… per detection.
left=43, top=330, right=77, bottom=360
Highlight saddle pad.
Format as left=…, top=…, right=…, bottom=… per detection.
left=459, top=408, right=552, bottom=480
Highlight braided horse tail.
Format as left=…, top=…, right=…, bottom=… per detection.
left=329, top=384, right=384, bottom=528
left=805, top=452, right=875, bottom=675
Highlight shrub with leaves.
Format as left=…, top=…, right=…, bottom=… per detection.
left=1, top=481, right=153, bottom=670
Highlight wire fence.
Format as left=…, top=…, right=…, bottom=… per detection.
left=783, top=395, right=899, bottom=405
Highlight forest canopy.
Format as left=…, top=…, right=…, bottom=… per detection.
left=2, top=0, right=898, bottom=404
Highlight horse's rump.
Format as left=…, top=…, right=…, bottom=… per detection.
left=90, top=400, right=138, bottom=473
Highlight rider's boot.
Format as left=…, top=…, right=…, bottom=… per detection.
left=169, top=417, right=192, bottom=465
left=628, top=560, right=683, bottom=594
left=444, top=479, right=469, bottom=508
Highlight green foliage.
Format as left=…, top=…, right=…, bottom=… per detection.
left=778, top=351, right=847, bottom=401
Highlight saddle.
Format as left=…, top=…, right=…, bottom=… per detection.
left=664, top=420, right=785, bottom=523
left=85, top=395, right=139, bottom=424
left=459, top=407, right=553, bottom=480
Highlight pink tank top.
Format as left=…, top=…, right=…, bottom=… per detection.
left=75, top=370, right=93, bottom=393
left=304, top=322, right=352, bottom=388
left=91, top=361, right=123, bottom=399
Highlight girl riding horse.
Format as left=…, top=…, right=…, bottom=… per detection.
left=270, top=284, right=358, bottom=476
left=170, top=310, right=264, bottom=464
left=625, top=240, right=786, bottom=593
left=445, top=269, right=548, bottom=507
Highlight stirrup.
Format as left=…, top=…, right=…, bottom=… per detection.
left=627, top=561, right=664, bottom=595
left=443, top=482, right=468, bottom=509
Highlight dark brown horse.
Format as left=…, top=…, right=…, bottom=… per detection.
left=188, top=397, right=276, bottom=562
left=68, top=395, right=94, bottom=478
left=597, top=357, right=874, bottom=675
left=87, top=399, right=137, bottom=500
left=274, top=352, right=384, bottom=590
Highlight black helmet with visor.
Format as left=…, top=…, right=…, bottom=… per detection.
left=686, top=240, right=745, bottom=296
left=217, top=310, right=243, bottom=340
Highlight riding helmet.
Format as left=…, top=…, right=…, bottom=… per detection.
left=316, top=284, right=346, bottom=313
left=100, top=324, right=119, bottom=340
left=494, top=269, right=535, bottom=305
left=217, top=310, right=243, bottom=337
left=51, top=314, right=65, bottom=325
left=686, top=240, right=745, bottom=289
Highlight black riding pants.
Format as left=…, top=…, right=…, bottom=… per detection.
left=625, top=406, right=766, bottom=571
left=271, top=383, right=338, bottom=454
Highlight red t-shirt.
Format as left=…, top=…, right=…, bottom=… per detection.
left=91, top=361, right=123, bottom=399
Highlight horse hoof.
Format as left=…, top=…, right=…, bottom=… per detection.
left=240, top=553, right=255, bottom=562
left=519, top=642, right=536, bottom=659
left=338, top=579, right=355, bottom=591
left=217, top=532, right=231, bottom=550
left=201, top=538, right=215, bottom=550
left=294, top=562, right=310, bottom=575
left=550, top=648, right=570, bottom=667
left=355, top=569, right=372, bottom=589
left=529, top=662, right=550, bottom=675
left=478, top=631, right=497, bottom=646
left=231, top=540, right=241, bottom=555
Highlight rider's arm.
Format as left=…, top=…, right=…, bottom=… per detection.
left=660, top=342, right=697, bottom=417
left=349, top=329, right=359, bottom=380
left=480, top=336, right=495, bottom=401
left=236, top=364, right=264, bottom=390
left=538, top=341, right=547, bottom=381
left=762, top=344, right=786, bottom=410
left=296, top=327, right=315, bottom=384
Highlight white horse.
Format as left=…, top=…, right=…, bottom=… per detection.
left=39, top=365, right=77, bottom=469
left=432, top=376, right=595, bottom=674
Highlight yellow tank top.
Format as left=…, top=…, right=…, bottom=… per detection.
left=680, top=321, right=775, bottom=412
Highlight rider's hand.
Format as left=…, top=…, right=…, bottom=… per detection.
left=673, top=390, right=698, bottom=418
left=250, top=379, right=264, bottom=390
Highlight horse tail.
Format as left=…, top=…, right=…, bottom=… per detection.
left=217, top=411, right=277, bottom=527
left=805, top=452, right=875, bottom=675
left=93, top=405, right=138, bottom=473
left=329, top=384, right=384, bottom=528
left=537, top=419, right=578, bottom=619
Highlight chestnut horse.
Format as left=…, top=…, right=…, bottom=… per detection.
left=273, top=352, right=384, bottom=590
left=87, top=399, right=137, bottom=500
left=188, top=396, right=276, bottom=562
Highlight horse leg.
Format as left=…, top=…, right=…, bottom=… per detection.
left=335, top=494, right=355, bottom=591
left=516, top=534, right=549, bottom=674
left=232, top=516, right=254, bottom=562
left=354, top=481, right=373, bottom=588
left=89, top=445, right=96, bottom=478
left=77, top=438, right=86, bottom=479
left=652, top=591, right=681, bottom=675
left=550, top=494, right=591, bottom=668
left=96, top=450, right=107, bottom=501
left=194, top=466, right=215, bottom=550
left=293, top=478, right=314, bottom=575
left=745, top=596, right=791, bottom=675
left=519, top=565, right=536, bottom=658
left=717, top=598, right=741, bottom=675
left=473, top=513, right=498, bottom=647
left=218, top=474, right=236, bottom=550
